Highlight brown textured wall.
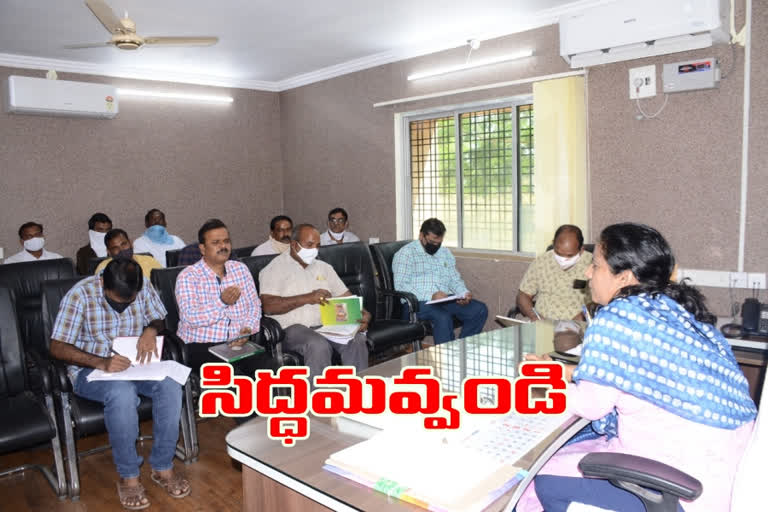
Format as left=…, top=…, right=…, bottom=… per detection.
left=0, top=67, right=283, bottom=263
left=279, top=25, right=572, bottom=320
left=588, top=1, right=766, bottom=316
left=281, top=6, right=767, bottom=318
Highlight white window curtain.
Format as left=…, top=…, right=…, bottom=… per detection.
left=531, top=76, right=588, bottom=253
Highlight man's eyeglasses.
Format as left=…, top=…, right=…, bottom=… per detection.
left=329, top=218, right=347, bottom=224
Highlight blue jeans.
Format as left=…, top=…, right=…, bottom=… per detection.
left=74, top=370, right=182, bottom=479
left=415, top=299, right=488, bottom=344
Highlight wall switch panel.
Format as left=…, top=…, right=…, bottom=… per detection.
left=677, top=269, right=766, bottom=289
left=0, top=247, right=3, bottom=259
left=629, top=65, right=656, bottom=99
left=368, top=237, right=380, bottom=244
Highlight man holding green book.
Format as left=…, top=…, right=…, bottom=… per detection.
left=259, top=224, right=370, bottom=380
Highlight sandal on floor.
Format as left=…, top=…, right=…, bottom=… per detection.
left=116, top=481, right=150, bottom=510
left=150, top=470, right=191, bottom=499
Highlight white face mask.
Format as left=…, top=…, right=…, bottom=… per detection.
left=24, top=237, right=45, bottom=252
left=296, top=244, right=318, bottom=265
left=553, top=252, right=580, bottom=270
left=329, top=230, right=345, bottom=241
left=88, top=230, right=108, bottom=257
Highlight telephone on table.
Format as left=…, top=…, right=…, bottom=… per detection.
left=721, top=298, right=768, bottom=338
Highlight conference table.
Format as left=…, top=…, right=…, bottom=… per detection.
left=226, top=322, right=589, bottom=512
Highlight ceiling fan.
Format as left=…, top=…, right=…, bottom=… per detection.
left=65, top=0, right=218, bottom=51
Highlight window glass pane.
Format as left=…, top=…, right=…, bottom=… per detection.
left=409, top=117, right=458, bottom=246
left=517, top=104, right=535, bottom=253
left=460, top=107, right=515, bottom=251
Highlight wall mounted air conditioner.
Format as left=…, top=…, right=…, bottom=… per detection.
left=560, top=0, right=729, bottom=68
left=5, top=75, right=118, bottom=119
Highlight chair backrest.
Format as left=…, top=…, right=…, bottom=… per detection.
left=232, top=245, right=258, bottom=259
left=0, top=258, right=76, bottom=354
left=318, top=242, right=378, bottom=320
left=370, top=240, right=412, bottom=319
left=165, top=249, right=182, bottom=268
left=239, top=254, right=279, bottom=292
left=40, top=277, right=87, bottom=350
left=0, top=286, right=28, bottom=397
left=87, top=256, right=107, bottom=275
left=730, top=374, right=768, bottom=510
left=149, top=266, right=188, bottom=333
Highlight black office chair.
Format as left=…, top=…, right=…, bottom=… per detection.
left=231, top=245, right=258, bottom=259
left=0, top=286, right=67, bottom=499
left=319, top=242, right=427, bottom=359
left=86, top=256, right=107, bottom=275
left=165, top=249, right=182, bottom=268
left=41, top=277, right=193, bottom=499
left=0, top=258, right=76, bottom=357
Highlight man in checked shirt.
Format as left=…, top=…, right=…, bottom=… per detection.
left=175, top=219, right=262, bottom=375
left=393, top=218, right=488, bottom=345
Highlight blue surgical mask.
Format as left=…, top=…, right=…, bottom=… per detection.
left=145, top=224, right=173, bottom=245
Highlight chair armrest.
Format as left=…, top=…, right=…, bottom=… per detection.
left=379, top=288, right=420, bottom=322
left=25, top=349, right=54, bottom=394
left=47, top=358, right=73, bottom=393
left=160, top=330, right=188, bottom=365
left=578, top=452, right=702, bottom=501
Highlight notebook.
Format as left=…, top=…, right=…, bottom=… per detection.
left=208, top=340, right=265, bottom=363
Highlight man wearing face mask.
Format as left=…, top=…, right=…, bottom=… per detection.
left=133, top=209, right=186, bottom=267
left=175, top=219, right=262, bottom=373
left=319, top=207, right=361, bottom=246
left=76, top=213, right=112, bottom=275
left=251, top=215, right=294, bottom=256
left=94, top=229, right=163, bottom=278
left=392, top=218, right=488, bottom=345
left=259, top=224, right=369, bottom=379
left=516, top=224, right=592, bottom=321
left=3, top=221, right=63, bottom=264
left=49, top=258, right=190, bottom=508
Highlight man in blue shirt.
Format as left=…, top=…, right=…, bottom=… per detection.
left=392, top=218, right=488, bottom=344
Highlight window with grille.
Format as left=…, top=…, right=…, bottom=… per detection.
left=403, top=100, right=534, bottom=253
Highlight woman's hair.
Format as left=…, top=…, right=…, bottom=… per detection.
left=599, top=222, right=715, bottom=324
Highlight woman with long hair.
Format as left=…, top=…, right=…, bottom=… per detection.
left=517, top=223, right=756, bottom=512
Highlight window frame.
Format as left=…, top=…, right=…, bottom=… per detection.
left=396, top=94, right=534, bottom=255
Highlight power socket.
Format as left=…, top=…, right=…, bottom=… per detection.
left=629, top=65, right=656, bottom=99
left=747, top=272, right=766, bottom=290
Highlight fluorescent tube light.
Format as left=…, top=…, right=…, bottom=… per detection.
left=407, top=50, right=533, bottom=81
left=117, top=88, right=234, bottom=103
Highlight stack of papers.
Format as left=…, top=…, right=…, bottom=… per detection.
left=86, top=336, right=191, bottom=385
left=317, top=296, right=363, bottom=343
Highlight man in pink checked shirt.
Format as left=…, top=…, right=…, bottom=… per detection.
left=175, top=219, right=263, bottom=375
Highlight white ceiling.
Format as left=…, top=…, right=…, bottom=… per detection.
left=0, top=0, right=610, bottom=91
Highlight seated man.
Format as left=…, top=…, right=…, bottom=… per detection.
left=76, top=213, right=112, bottom=275
left=259, top=224, right=369, bottom=379
left=133, top=209, right=186, bottom=267
left=320, top=207, right=361, bottom=246
left=251, top=215, right=293, bottom=256
left=4, top=222, right=63, bottom=264
left=516, top=224, right=592, bottom=321
left=175, top=219, right=262, bottom=372
left=95, top=229, right=163, bottom=278
left=49, top=258, right=190, bottom=509
left=393, top=218, right=488, bottom=345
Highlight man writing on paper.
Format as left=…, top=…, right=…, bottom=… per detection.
left=175, top=219, right=262, bottom=373
left=49, top=258, right=190, bottom=509
left=392, top=218, right=488, bottom=345
left=516, top=224, right=592, bottom=321
left=259, top=224, right=369, bottom=379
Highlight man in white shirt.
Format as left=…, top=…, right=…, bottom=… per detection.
left=320, top=208, right=361, bottom=246
left=4, top=222, right=63, bottom=264
left=251, top=215, right=293, bottom=256
left=132, top=209, right=185, bottom=267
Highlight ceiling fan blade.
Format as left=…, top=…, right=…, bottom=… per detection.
left=85, top=0, right=123, bottom=34
left=143, top=36, right=219, bottom=47
left=63, top=42, right=113, bottom=49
